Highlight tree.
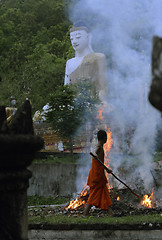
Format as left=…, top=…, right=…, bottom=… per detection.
left=46, top=81, right=100, bottom=153
left=0, top=0, right=71, bottom=109
left=20, top=44, right=66, bottom=111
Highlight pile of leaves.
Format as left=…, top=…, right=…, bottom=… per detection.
left=28, top=188, right=162, bottom=219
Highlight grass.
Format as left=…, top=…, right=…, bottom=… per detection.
left=33, top=154, right=79, bottom=164
left=29, top=152, right=162, bottom=225
left=29, top=213, right=162, bottom=225
left=33, top=151, right=162, bottom=164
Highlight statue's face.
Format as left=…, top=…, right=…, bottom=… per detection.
left=11, top=99, right=16, bottom=106
left=70, top=30, right=89, bottom=52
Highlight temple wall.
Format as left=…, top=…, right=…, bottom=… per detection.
left=27, top=160, right=161, bottom=198
left=27, top=163, right=77, bottom=197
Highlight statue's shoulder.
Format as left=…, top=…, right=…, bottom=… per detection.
left=88, top=52, right=106, bottom=61
left=66, top=57, right=76, bottom=65
left=94, top=52, right=106, bottom=58
left=85, top=53, right=106, bottom=65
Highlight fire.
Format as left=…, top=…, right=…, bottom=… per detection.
left=65, top=186, right=89, bottom=210
left=104, top=127, right=113, bottom=190
left=96, top=107, right=113, bottom=154
left=141, top=189, right=154, bottom=208
left=65, top=107, right=114, bottom=211
left=104, top=127, right=113, bottom=154
left=117, top=196, right=120, bottom=201
left=97, top=108, right=104, bottom=120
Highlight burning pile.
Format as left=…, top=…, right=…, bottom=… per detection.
left=65, top=186, right=89, bottom=210
left=64, top=108, right=159, bottom=213
left=141, top=189, right=154, bottom=208
left=65, top=187, right=156, bottom=212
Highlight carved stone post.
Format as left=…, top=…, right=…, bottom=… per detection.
left=149, top=36, right=162, bottom=112
left=0, top=101, right=44, bottom=240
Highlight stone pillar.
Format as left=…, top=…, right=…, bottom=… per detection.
left=0, top=168, right=31, bottom=239
left=149, top=36, right=162, bottom=112
left=0, top=100, right=44, bottom=239
left=0, top=135, right=43, bottom=240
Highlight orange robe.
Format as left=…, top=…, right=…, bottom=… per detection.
left=87, top=156, right=112, bottom=210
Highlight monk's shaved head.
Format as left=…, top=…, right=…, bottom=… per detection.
left=97, top=130, right=107, bottom=141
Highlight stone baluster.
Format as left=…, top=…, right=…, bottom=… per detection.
left=0, top=100, right=44, bottom=240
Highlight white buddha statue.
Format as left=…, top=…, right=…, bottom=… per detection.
left=64, top=23, right=107, bottom=100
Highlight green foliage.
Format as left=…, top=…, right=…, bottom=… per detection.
left=21, top=44, right=66, bottom=111
left=153, top=151, right=162, bottom=162
left=0, top=0, right=71, bottom=110
left=33, top=154, right=79, bottom=164
left=73, top=80, right=101, bottom=122
left=33, top=152, right=162, bottom=164
left=46, top=84, right=77, bottom=138
left=46, top=81, right=100, bottom=152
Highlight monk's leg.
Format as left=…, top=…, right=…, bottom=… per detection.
left=83, top=204, right=92, bottom=216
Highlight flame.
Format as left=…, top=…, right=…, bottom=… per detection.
left=104, top=127, right=113, bottom=154
left=66, top=108, right=114, bottom=210
left=97, top=107, right=114, bottom=190
left=117, top=196, right=120, bottom=201
left=141, top=189, right=154, bottom=208
left=97, top=108, right=104, bottom=120
left=104, top=127, right=113, bottom=190
left=65, top=186, right=89, bottom=210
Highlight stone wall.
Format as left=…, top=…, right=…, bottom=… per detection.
left=27, top=160, right=162, bottom=198
left=27, top=163, right=77, bottom=197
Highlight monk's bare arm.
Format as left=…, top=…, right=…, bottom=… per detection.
left=95, top=145, right=112, bottom=173
left=95, top=144, right=104, bottom=161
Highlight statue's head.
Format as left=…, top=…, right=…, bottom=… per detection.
left=10, top=96, right=16, bottom=106
left=70, top=22, right=93, bottom=54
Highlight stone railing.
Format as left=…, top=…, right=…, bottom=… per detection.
left=0, top=100, right=44, bottom=240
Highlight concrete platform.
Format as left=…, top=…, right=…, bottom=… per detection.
left=28, top=223, right=162, bottom=240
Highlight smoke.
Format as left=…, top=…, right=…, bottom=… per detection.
left=68, top=0, right=161, bottom=191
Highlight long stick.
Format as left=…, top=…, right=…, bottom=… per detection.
left=90, top=152, right=142, bottom=200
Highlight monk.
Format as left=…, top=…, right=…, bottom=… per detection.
left=83, top=130, right=113, bottom=216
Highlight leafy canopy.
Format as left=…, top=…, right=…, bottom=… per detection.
left=0, top=0, right=72, bottom=111
left=46, top=81, right=101, bottom=140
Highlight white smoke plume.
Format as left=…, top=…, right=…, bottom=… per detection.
left=68, top=0, right=161, bottom=192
